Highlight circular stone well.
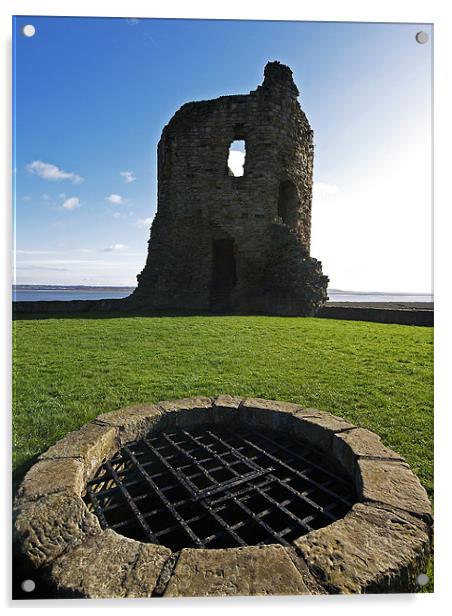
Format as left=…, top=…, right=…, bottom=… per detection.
left=13, top=396, right=433, bottom=598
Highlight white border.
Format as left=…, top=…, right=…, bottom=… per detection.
left=2, top=1, right=450, bottom=614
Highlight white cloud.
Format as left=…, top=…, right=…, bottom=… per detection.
left=112, top=212, right=122, bottom=219
left=27, top=160, right=84, bottom=184
left=15, top=250, right=60, bottom=255
left=62, top=197, right=80, bottom=210
left=16, top=264, right=69, bottom=272
left=137, top=217, right=154, bottom=227
left=106, top=194, right=125, bottom=204
left=102, top=243, right=128, bottom=252
left=120, top=171, right=136, bottom=183
left=313, top=182, right=339, bottom=198
left=19, top=259, right=124, bottom=266
left=227, top=150, right=245, bottom=177
left=15, top=257, right=144, bottom=285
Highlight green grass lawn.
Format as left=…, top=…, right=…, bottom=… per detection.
left=13, top=314, right=433, bottom=504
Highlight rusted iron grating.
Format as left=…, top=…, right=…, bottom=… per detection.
left=84, top=425, right=356, bottom=551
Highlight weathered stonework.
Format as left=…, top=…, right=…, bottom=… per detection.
left=39, top=422, right=119, bottom=481
left=356, top=458, right=433, bottom=522
left=163, top=545, right=322, bottom=597
left=239, top=398, right=356, bottom=450
left=50, top=530, right=171, bottom=599
left=294, top=503, right=431, bottom=594
left=13, top=397, right=432, bottom=597
left=13, top=493, right=101, bottom=568
left=131, top=62, right=328, bottom=316
left=93, top=404, right=164, bottom=446
left=15, top=458, right=85, bottom=503
left=157, top=396, right=215, bottom=428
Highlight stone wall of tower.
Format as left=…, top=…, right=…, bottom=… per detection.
left=132, top=62, right=328, bottom=315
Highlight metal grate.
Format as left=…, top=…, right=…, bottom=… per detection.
left=84, top=424, right=357, bottom=551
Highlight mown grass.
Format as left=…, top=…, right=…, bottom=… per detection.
left=13, top=315, right=433, bottom=500
left=12, top=314, right=434, bottom=592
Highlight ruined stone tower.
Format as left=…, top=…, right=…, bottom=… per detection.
left=132, top=61, right=328, bottom=315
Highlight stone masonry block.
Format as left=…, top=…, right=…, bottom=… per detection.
left=294, top=503, right=431, bottom=593
left=39, top=422, right=119, bottom=481
left=13, top=493, right=101, bottom=568
left=289, top=409, right=356, bottom=452
left=332, top=428, right=405, bottom=475
left=164, top=545, right=320, bottom=597
left=15, top=458, right=85, bottom=504
left=356, top=458, right=432, bottom=522
left=94, top=404, right=164, bottom=445
left=239, top=398, right=305, bottom=431
left=158, top=397, right=214, bottom=429
left=51, top=529, right=171, bottom=599
left=213, top=394, right=243, bottom=423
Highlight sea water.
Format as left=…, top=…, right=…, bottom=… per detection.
left=12, top=286, right=433, bottom=304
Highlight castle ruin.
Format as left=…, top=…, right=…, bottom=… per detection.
left=132, top=61, right=328, bottom=315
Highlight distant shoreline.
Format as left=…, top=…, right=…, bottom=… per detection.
left=13, top=285, right=136, bottom=292
left=12, top=284, right=433, bottom=296
left=12, top=285, right=433, bottom=308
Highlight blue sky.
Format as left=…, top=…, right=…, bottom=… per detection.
left=13, top=16, right=432, bottom=291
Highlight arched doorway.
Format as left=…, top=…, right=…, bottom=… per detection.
left=210, top=238, right=237, bottom=312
